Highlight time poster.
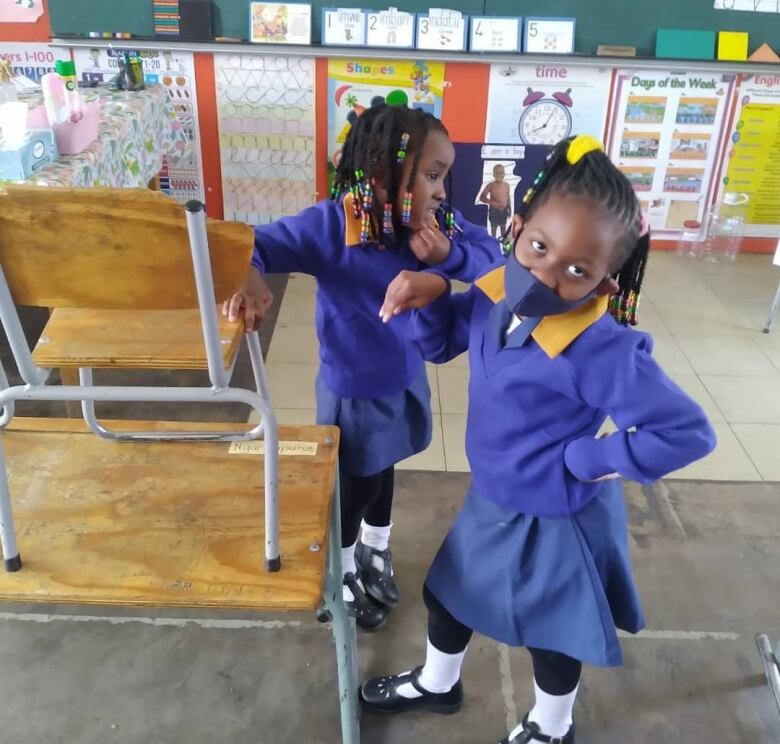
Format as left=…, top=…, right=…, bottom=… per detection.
left=606, top=69, right=735, bottom=235
left=485, top=63, right=612, bottom=146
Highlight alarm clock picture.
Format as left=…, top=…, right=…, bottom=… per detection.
left=518, top=88, right=573, bottom=145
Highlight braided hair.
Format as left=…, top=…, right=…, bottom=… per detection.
left=332, top=104, right=454, bottom=243
left=512, top=135, right=649, bottom=326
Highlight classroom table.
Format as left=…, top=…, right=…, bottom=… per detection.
left=19, top=83, right=189, bottom=189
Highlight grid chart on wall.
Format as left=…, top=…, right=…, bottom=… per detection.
left=214, top=54, right=316, bottom=225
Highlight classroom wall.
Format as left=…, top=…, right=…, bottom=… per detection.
left=0, top=10, right=776, bottom=252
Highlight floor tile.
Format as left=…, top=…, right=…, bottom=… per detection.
left=441, top=413, right=469, bottom=472
left=426, top=364, right=440, bottom=414
left=668, top=423, right=762, bottom=481
left=397, top=414, right=445, bottom=471
left=674, top=336, right=778, bottom=377
left=265, top=361, right=318, bottom=409
left=275, top=290, right=316, bottom=325
left=700, top=376, right=780, bottom=424
left=731, top=424, right=780, bottom=481
left=285, top=272, right=316, bottom=294
left=266, top=323, right=319, bottom=364
left=650, top=332, right=695, bottom=375
left=757, top=342, right=780, bottom=373
left=668, top=374, right=725, bottom=423
left=248, top=407, right=317, bottom=426
left=437, top=364, right=470, bottom=415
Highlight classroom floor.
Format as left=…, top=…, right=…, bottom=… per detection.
left=262, top=251, right=780, bottom=481
left=0, top=251, right=779, bottom=743
left=0, top=472, right=778, bottom=743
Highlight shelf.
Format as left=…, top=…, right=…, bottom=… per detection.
left=51, top=36, right=780, bottom=73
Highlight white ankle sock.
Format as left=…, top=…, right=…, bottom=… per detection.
left=360, top=521, right=393, bottom=573
left=510, top=681, right=577, bottom=740
left=397, top=638, right=466, bottom=699
left=342, top=543, right=358, bottom=602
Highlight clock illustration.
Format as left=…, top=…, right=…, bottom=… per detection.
left=518, top=88, right=573, bottom=145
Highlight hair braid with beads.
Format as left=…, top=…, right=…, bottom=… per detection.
left=332, top=104, right=455, bottom=243
left=511, top=136, right=649, bottom=326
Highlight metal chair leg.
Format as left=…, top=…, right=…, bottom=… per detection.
left=764, top=280, right=780, bottom=334
left=322, top=467, right=360, bottom=743
left=756, top=634, right=780, bottom=717
left=0, top=362, right=14, bottom=429
left=0, top=435, right=21, bottom=571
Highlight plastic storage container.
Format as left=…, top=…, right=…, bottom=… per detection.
left=676, top=219, right=705, bottom=258
left=705, top=192, right=749, bottom=263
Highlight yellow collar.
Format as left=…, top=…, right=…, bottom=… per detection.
left=343, top=197, right=364, bottom=247
left=474, top=266, right=609, bottom=358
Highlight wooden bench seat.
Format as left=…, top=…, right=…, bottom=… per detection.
left=0, top=418, right=338, bottom=611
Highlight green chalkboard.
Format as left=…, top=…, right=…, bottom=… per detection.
left=49, top=0, right=780, bottom=55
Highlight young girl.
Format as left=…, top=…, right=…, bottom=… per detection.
left=361, top=135, right=717, bottom=741
left=224, top=104, right=500, bottom=630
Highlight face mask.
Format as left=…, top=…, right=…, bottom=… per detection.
left=503, top=246, right=594, bottom=318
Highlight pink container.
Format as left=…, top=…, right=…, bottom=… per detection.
left=52, top=102, right=99, bottom=155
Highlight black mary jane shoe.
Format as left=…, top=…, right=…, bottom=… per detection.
left=355, top=541, right=400, bottom=608
left=359, top=666, right=463, bottom=715
left=344, top=572, right=386, bottom=631
left=499, top=714, right=575, bottom=744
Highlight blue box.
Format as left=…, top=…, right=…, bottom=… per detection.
left=0, top=130, right=58, bottom=182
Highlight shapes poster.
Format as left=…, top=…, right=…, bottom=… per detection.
left=72, top=47, right=204, bottom=204
left=326, top=59, right=444, bottom=176
left=722, top=73, right=780, bottom=236
left=215, top=54, right=315, bottom=225
left=485, top=64, right=612, bottom=146
left=606, top=69, right=735, bottom=234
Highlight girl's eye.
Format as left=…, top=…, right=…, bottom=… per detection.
left=567, top=265, right=587, bottom=279
left=427, top=173, right=439, bottom=182
left=530, top=240, right=546, bottom=254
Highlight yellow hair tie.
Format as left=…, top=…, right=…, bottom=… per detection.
left=566, top=135, right=604, bottom=165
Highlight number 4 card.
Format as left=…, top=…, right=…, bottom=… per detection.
left=469, top=16, right=522, bottom=52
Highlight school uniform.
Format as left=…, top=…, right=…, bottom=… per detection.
left=252, top=198, right=500, bottom=476
left=410, top=265, right=717, bottom=667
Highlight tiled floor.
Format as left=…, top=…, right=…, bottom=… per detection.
left=262, top=252, right=780, bottom=481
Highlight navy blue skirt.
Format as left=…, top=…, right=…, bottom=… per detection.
left=426, top=480, right=644, bottom=667
left=315, top=367, right=432, bottom=477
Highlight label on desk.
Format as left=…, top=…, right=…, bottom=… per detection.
left=229, top=441, right=319, bottom=456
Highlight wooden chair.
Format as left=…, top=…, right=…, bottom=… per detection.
left=0, top=186, right=359, bottom=742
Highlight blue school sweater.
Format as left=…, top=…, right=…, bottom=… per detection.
left=252, top=199, right=500, bottom=399
left=411, top=265, right=717, bottom=517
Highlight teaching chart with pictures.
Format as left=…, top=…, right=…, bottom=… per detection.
left=485, top=64, right=612, bottom=146
left=72, top=47, right=205, bottom=204
left=607, top=69, right=735, bottom=235
left=215, top=54, right=315, bottom=225
left=721, top=73, right=780, bottom=236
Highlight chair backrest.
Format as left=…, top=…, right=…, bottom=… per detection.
left=0, top=186, right=254, bottom=309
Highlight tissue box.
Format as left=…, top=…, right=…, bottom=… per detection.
left=0, top=129, right=58, bottom=181
left=53, top=102, right=100, bottom=155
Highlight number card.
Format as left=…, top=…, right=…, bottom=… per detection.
left=366, top=7, right=416, bottom=49
left=249, top=2, right=312, bottom=45
left=469, top=16, right=522, bottom=52
left=416, top=8, right=467, bottom=51
left=524, top=17, right=576, bottom=55
left=322, top=7, right=368, bottom=45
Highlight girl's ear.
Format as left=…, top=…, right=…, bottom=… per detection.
left=510, top=214, right=524, bottom=240
left=595, top=275, right=620, bottom=297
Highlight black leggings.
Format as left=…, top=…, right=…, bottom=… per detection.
left=424, top=584, right=582, bottom=696
left=340, top=467, right=395, bottom=547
